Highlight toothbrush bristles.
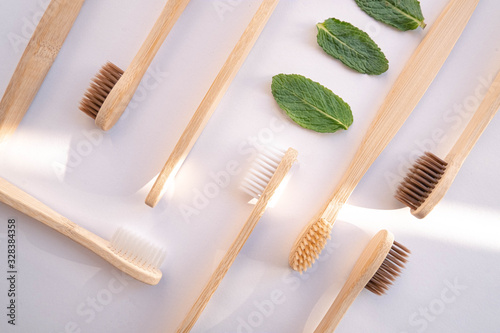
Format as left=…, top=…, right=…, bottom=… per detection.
left=240, top=147, right=285, bottom=200
left=109, top=228, right=166, bottom=270
left=290, top=218, right=332, bottom=273
left=395, top=152, right=447, bottom=210
left=79, top=62, right=124, bottom=119
left=365, top=241, right=410, bottom=295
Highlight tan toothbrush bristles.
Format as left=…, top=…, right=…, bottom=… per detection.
left=289, top=0, right=479, bottom=273
left=314, top=230, right=410, bottom=332
left=176, top=147, right=297, bottom=333
left=396, top=69, right=500, bottom=218
left=146, top=0, right=281, bottom=208
left=0, top=177, right=165, bottom=285
left=0, top=0, right=85, bottom=143
left=79, top=0, right=191, bottom=130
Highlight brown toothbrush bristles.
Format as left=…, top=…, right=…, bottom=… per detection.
left=79, top=62, right=124, bottom=119
left=365, top=241, right=410, bottom=295
left=395, top=152, right=448, bottom=210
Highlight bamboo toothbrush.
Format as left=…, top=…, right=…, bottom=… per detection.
left=289, top=0, right=480, bottom=273
left=396, top=70, right=500, bottom=218
left=79, top=0, right=191, bottom=130
left=0, top=177, right=165, bottom=285
left=146, top=0, right=281, bottom=208
left=313, top=230, right=410, bottom=333
left=176, top=147, right=297, bottom=333
left=0, top=0, right=85, bottom=143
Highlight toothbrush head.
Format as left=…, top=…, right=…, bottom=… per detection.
left=365, top=239, right=410, bottom=295
left=240, top=146, right=298, bottom=207
left=395, top=152, right=447, bottom=212
left=79, top=62, right=124, bottom=119
left=240, top=146, right=287, bottom=200
left=289, top=217, right=332, bottom=273
left=108, top=227, right=166, bottom=285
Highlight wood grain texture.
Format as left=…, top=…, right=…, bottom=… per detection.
left=0, top=177, right=162, bottom=285
left=176, top=148, right=297, bottom=333
left=0, top=0, right=85, bottom=143
left=413, top=68, right=500, bottom=218
left=314, top=230, right=394, bottom=333
left=146, top=0, right=281, bottom=208
left=95, top=0, right=191, bottom=130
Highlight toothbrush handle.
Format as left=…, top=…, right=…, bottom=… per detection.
left=0, top=177, right=79, bottom=235
left=320, top=0, right=479, bottom=223
left=96, top=0, right=191, bottom=130
left=0, top=0, right=85, bottom=143
left=314, top=231, right=394, bottom=333
left=314, top=274, right=366, bottom=333
left=146, top=0, right=281, bottom=208
left=446, top=70, right=500, bottom=167
left=176, top=204, right=268, bottom=333
left=176, top=148, right=297, bottom=333
left=0, top=177, right=108, bottom=254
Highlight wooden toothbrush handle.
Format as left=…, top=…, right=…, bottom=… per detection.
left=176, top=202, right=269, bottom=333
left=0, top=177, right=79, bottom=236
left=0, top=0, right=85, bottom=143
left=320, top=0, right=479, bottom=222
left=446, top=70, right=500, bottom=166
left=314, top=231, right=394, bottom=333
left=146, top=0, right=281, bottom=208
left=96, top=0, right=191, bottom=130
left=314, top=287, right=359, bottom=332
left=0, top=177, right=110, bottom=253
left=176, top=148, right=297, bottom=333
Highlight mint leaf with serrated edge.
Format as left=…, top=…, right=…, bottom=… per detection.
left=355, top=0, right=426, bottom=31
left=271, top=74, right=353, bottom=133
left=317, top=18, right=389, bottom=75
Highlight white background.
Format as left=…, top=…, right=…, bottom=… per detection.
left=0, top=0, right=499, bottom=332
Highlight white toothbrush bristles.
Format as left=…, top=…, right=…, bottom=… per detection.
left=109, top=228, right=166, bottom=270
left=240, top=147, right=286, bottom=200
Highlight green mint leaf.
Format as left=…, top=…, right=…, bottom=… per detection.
left=355, top=0, right=426, bottom=31
left=316, top=18, right=389, bottom=75
left=271, top=74, right=353, bottom=133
